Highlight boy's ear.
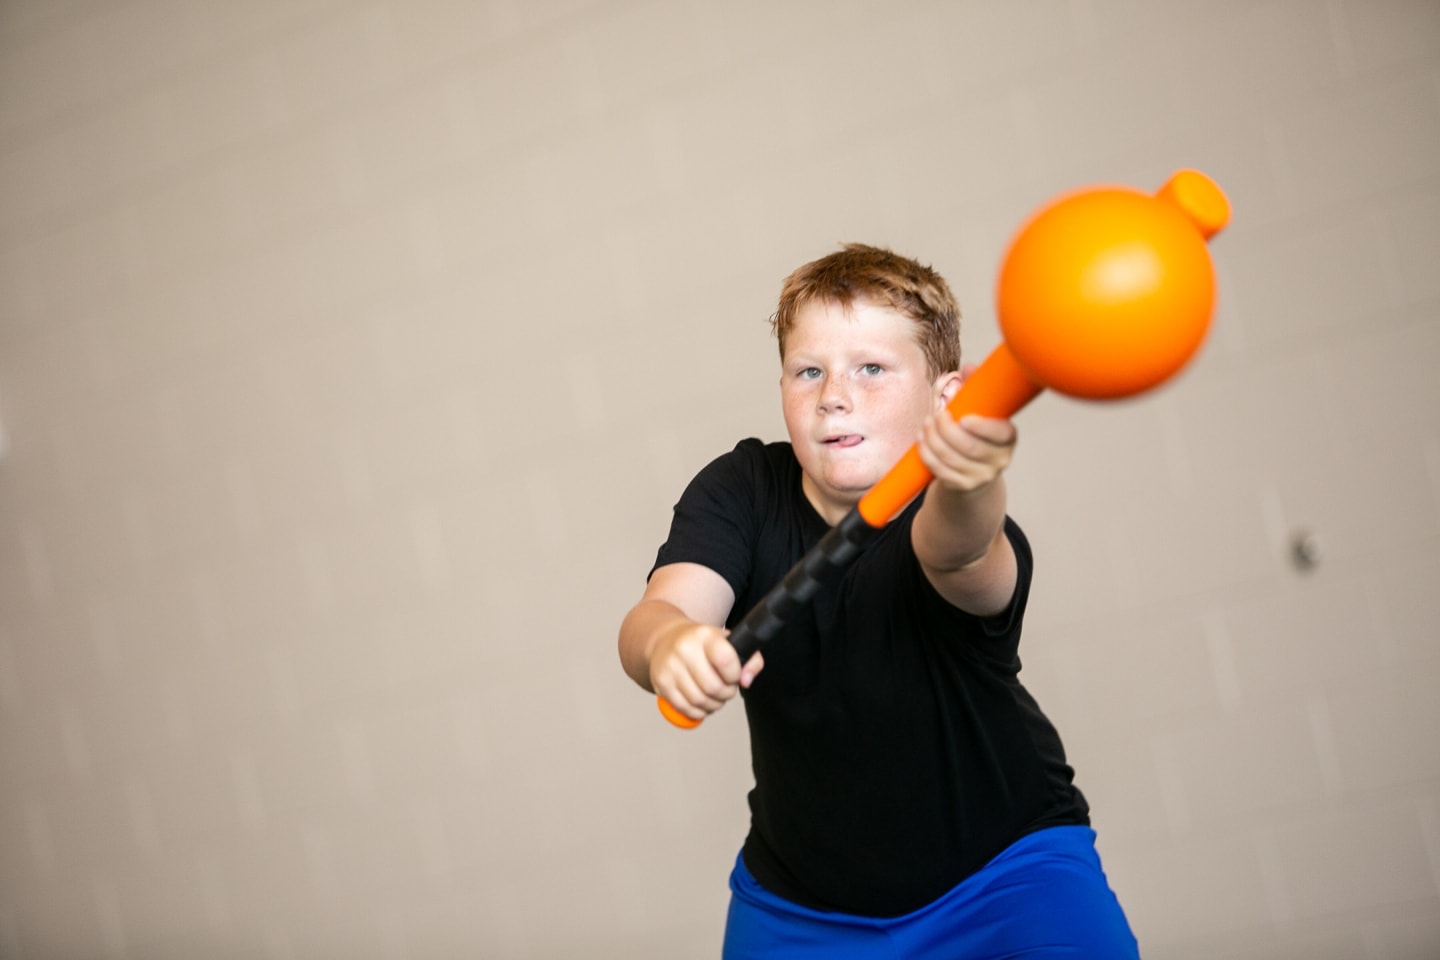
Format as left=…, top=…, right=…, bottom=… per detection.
left=934, top=370, right=965, bottom=407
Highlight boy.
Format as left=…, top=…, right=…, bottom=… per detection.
left=619, top=244, right=1137, bottom=958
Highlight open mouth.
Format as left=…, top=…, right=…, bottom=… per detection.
left=823, top=434, right=863, bottom=448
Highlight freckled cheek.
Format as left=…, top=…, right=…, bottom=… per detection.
left=878, top=400, right=930, bottom=448
left=780, top=396, right=814, bottom=443
left=782, top=385, right=818, bottom=415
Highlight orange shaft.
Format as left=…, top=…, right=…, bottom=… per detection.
left=856, top=344, right=1044, bottom=526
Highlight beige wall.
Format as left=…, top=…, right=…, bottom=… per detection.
left=1, top=1, right=1438, bottom=957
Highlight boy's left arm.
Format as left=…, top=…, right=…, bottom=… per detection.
left=910, top=411, right=1019, bottom=618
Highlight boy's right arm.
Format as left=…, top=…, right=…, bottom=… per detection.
left=618, top=562, right=763, bottom=723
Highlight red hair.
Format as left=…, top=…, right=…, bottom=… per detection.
left=772, top=244, right=961, bottom=379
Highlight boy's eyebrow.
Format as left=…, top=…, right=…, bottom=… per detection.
left=786, top=343, right=908, bottom=363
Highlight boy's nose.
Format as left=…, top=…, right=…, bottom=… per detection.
left=818, top=377, right=851, bottom=413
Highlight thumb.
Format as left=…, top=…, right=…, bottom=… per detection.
left=739, top=652, right=765, bottom=688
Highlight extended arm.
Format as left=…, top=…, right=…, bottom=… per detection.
left=911, top=412, right=1018, bottom=617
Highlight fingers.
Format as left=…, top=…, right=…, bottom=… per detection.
left=652, top=626, right=744, bottom=720
left=739, top=652, right=765, bottom=689
left=918, top=411, right=1016, bottom=491
left=955, top=414, right=1017, bottom=447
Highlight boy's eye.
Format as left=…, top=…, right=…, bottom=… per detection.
left=798, top=367, right=822, bottom=380
left=860, top=363, right=882, bottom=375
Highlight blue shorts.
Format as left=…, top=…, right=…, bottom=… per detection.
left=723, top=826, right=1138, bottom=959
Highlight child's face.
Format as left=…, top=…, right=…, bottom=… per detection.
left=781, top=297, right=946, bottom=524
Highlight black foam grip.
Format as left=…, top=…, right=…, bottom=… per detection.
left=727, top=507, right=880, bottom=661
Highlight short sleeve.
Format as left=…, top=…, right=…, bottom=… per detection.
left=891, top=513, right=1034, bottom=665
left=650, top=440, right=766, bottom=601
left=979, top=516, right=1033, bottom=640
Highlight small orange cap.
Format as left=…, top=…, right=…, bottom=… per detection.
left=1156, top=169, right=1231, bottom=239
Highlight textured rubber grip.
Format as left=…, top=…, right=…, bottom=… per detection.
left=657, top=508, right=881, bottom=728
left=727, top=508, right=881, bottom=660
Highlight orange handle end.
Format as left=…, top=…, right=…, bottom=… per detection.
left=658, top=696, right=702, bottom=730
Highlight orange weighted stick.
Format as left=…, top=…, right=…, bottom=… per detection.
left=660, top=168, right=1230, bottom=728
left=859, top=168, right=1230, bottom=524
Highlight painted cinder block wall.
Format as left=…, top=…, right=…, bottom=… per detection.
left=0, top=1, right=1437, bottom=957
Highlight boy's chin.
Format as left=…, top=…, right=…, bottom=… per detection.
left=815, top=471, right=874, bottom=503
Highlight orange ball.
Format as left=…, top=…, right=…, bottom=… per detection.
left=996, top=170, right=1229, bottom=400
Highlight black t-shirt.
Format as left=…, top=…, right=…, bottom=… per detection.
left=652, top=438, right=1089, bottom=917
